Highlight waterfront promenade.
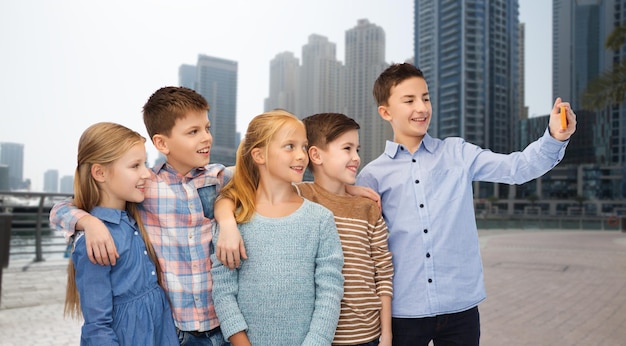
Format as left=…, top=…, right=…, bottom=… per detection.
left=1, top=229, right=625, bottom=345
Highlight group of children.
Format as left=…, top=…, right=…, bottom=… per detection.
left=50, top=62, right=576, bottom=346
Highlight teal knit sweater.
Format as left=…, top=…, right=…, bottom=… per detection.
left=211, top=199, right=344, bottom=345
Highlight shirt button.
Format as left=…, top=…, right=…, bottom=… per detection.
left=428, top=279, right=433, bottom=283
left=134, top=231, right=138, bottom=235
left=423, top=229, right=428, bottom=233
left=412, top=159, right=416, bottom=162
left=420, top=204, right=424, bottom=208
left=189, top=234, right=193, bottom=239
left=144, top=250, right=147, bottom=255
left=426, top=253, right=431, bottom=258
left=151, top=271, right=155, bottom=275
left=414, top=180, right=419, bottom=184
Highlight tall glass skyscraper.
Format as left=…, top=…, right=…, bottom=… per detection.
left=265, top=51, right=299, bottom=113
left=344, top=19, right=390, bottom=166
left=297, top=34, right=343, bottom=119
left=553, top=0, right=626, bottom=166
left=179, top=55, right=238, bottom=165
left=413, top=0, right=521, bottom=154
left=195, top=55, right=238, bottom=151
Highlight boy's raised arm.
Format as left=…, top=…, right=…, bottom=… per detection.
left=214, top=197, right=247, bottom=269
left=50, top=198, right=119, bottom=265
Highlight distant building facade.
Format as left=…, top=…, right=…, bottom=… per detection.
left=553, top=0, right=626, bottom=166
left=59, top=175, right=74, bottom=194
left=0, top=142, right=24, bottom=190
left=265, top=52, right=299, bottom=113
left=0, top=165, right=9, bottom=191
left=43, top=169, right=59, bottom=193
left=178, top=55, right=238, bottom=166
left=344, top=19, right=390, bottom=166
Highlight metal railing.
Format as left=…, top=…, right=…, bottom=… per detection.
left=0, top=191, right=624, bottom=265
left=0, top=191, right=72, bottom=264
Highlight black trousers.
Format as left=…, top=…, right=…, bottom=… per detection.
left=392, top=306, right=480, bottom=346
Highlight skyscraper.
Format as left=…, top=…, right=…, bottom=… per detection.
left=43, top=169, right=59, bottom=193
left=179, top=64, right=197, bottom=89
left=553, top=0, right=626, bottom=165
left=414, top=0, right=521, bottom=154
left=265, top=52, right=300, bottom=113
left=179, top=55, right=238, bottom=165
left=0, top=142, right=24, bottom=190
left=297, top=34, right=343, bottom=119
left=59, top=175, right=74, bottom=194
left=344, top=19, right=390, bottom=166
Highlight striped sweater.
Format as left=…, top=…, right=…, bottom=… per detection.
left=295, top=182, right=394, bottom=345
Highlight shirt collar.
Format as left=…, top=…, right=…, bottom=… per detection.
left=90, top=206, right=135, bottom=226
left=384, top=133, right=436, bottom=158
left=153, top=161, right=207, bottom=178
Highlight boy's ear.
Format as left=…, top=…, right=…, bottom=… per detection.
left=251, top=147, right=265, bottom=165
left=308, top=146, right=322, bottom=166
left=91, top=164, right=106, bottom=183
left=152, top=134, right=169, bottom=155
left=378, top=105, right=392, bottom=121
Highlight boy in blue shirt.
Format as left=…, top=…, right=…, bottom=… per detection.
left=356, top=63, right=577, bottom=345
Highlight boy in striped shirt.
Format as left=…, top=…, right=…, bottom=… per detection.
left=298, top=113, right=394, bottom=346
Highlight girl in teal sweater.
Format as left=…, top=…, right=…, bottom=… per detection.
left=210, top=110, right=344, bottom=346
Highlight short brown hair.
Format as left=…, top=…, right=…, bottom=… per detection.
left=302, top=113, right=360, bottom=171
left=373, top=63, right=425, bottom=106
left=142, top=86, right=209, bottom=139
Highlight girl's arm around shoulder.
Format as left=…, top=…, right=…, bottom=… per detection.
left=50, top=198, right=118, bottom=266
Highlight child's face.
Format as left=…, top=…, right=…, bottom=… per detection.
left=158, top=110, right=212, bottom=175
left=379, top=76, right=432, bottom=145
left=262, top=122, right=309, bottom=184
left=313, top=129, right=360, bottom=187
left=98, top=142, right=151, bottom=210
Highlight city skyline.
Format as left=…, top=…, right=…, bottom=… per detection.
left=0, top=0, right=551, bottom=191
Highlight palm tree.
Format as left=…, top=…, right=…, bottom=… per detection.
left=581, top=25, right=626, bottom=110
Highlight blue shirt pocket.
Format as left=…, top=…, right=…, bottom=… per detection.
left=197, top=185, right=217, bottom=219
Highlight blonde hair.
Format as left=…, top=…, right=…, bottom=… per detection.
left=64, top=122, right=163, bottom=319
left=220, top=110, right=303, bottom=223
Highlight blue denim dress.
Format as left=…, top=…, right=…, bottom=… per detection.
left=72, top=207, right=177, bottom=345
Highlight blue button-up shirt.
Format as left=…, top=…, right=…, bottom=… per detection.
left=356, top=129, right=568, bottom=318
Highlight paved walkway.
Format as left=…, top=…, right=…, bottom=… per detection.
left=1, top=229, right=625, bottom=346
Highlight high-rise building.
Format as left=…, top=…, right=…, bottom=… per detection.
left=265, top=52, right=299, bottom=113
left=344, top=19, right=390, bottom=166
left=297, top=34, right=344, bottom=119
left=59, top=175, right=74, bottom=194
left=414, top=0, right=521, bottom=154
left=553, top=0, right=626, bottom=165
left=195, top=55, right=238, bottom=150
left=0, top=165, right=8, bottom=191
left=179, top=64, right=197, bottom=89
left=178, top=55, right=238, bottom=166
left=43, top=169, right=59, bottom=193
left=0, top=142, right=24, bottom=190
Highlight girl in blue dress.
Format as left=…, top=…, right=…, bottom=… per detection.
left=64, top=122, right=177, bottom=345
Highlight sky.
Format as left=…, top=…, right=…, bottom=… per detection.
left=0, top=0, right=551, bottom=191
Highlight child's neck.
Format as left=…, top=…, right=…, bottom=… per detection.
left=255, top=179, right=302, bottom=218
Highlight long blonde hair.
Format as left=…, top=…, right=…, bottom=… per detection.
left=220, top=110, right=303, bottom=223
left=64, top=122, right=162, bottom=319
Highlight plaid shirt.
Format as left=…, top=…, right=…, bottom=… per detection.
left=51, top=162, right=231, bottom=332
